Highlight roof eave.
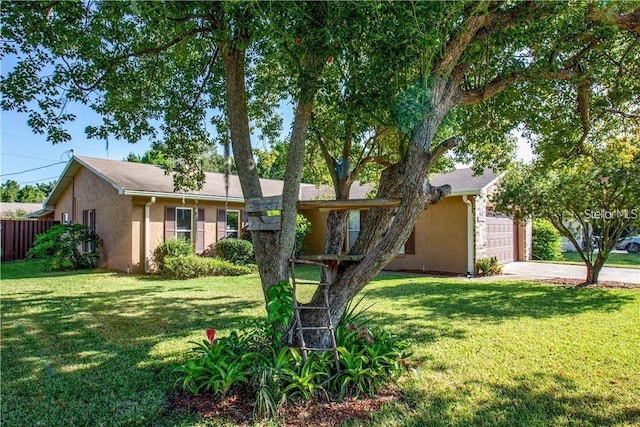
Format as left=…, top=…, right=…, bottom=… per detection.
left=121, top=190, right=245, bottom=203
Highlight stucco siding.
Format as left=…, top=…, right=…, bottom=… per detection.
left=54, top=168, right=133, bottom=271
left=300, top=209, right=329, bottom=255
left=385, top=197, right=468, bottom=274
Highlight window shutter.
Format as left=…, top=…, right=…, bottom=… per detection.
left=195, top=208, right=205, bottom=254
left=165, top=207, right=176, bottom=240
left=241, top=210, right=248, bottom=238
left=217, top=208, right=227, bottom=241
left=82, top=210, right=88, bottom=252
left=405, top=227, right=416, bottom=254
left=90, top=209, right=96, bottom=233
left=359, top=209, right=367, bottom=225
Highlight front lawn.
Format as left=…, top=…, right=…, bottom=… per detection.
left=2, top=261, right=639, bottom=426
left=560, top=251, right=640, bottom=269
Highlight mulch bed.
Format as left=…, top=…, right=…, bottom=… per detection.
left=168, top=388, right=400, bottom=426
left=534, top=278, right=639, bottom=289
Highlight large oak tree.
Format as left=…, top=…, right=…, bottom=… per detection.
left=2, top=1, right=638, bottom=346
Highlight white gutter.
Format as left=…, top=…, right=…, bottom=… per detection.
left=462, top=195, right=474, bottom=277
left=144, top=196, right=156, bottom=274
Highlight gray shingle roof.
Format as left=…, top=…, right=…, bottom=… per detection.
left=46, top=156, right=499, bottom=206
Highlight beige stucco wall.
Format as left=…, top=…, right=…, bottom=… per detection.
left=385, top=196, right=468, bottom=274
left=54, top=168, right=133, bottom=271
left=135, top=198, right=246, bottom=273
left=301, top=196, right=469, bottom=274
left=300, top=209, right=329, bottom=255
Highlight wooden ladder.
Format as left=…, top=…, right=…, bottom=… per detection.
left=289, top=258, right=341, bottom=371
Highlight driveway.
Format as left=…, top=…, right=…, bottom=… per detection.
left=502, top=262, right=640, bottom=284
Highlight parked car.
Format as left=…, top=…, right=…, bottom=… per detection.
left=616, top=235, right=640, bottom=253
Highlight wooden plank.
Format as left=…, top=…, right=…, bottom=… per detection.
left=296, top=254, right=365, bottom=262
left=297, top=198, right=400, bottom=211
left=248, top=215, right=281, bottom=231
left=246, top=196, right=283, bottom=212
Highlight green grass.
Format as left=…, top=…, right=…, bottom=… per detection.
left=558, top=251, right=640, bottom=269
left=2, top=261, right=639, bottom=426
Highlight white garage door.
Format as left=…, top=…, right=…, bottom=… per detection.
left=486, top=210, right=516, bottom=264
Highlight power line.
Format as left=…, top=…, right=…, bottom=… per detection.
left=0, top=161, right=66, bottom=178
left=17, top=175, right=60, bottom=185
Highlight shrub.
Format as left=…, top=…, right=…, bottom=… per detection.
left=532, top=219, right=562, bottom=260
left=27, top=224, right=102, bottom=271
left=177, top=293, right=412, bottom=422
left=476, top=256, right=503, bottom=276
left=152, top=238, right=193, bottom=272
left=295, top=214, right=311, bottom=256
left=162, top=255, right=255, bottom=279
left=216, top=238, right=255, bottom=265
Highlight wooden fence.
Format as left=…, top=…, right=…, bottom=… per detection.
left=1, top=219, right=59, bottom=262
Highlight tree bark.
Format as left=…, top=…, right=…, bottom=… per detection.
left=300, top=81, right=458, bottom=347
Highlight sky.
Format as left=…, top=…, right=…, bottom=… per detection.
left=1, top=52, right=533, bottom=188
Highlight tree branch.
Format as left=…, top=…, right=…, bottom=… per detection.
left=427, top=136, right=460, bottom=167
left=587, top=8, right=640, bottom=35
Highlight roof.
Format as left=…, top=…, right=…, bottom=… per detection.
left=45, top=156, right=501, bottom=208
left=45, top=156, right=318, bottom=207
left=430, top=167, right=500, bottom=196
left=300, top=167, right=500, bottom=200
left=0, top=202, right=45, bottom=218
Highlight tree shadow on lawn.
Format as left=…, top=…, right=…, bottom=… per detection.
left=386, top=372, right=640, bottom=426
left=1, top=287, right=262, bottom=426
left=365, top=280, right=635, bottom=323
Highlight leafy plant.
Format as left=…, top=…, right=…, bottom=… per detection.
left=215, top=238, right=255, bottom=265
left=476, top=256, right=503, bottom=276
left=294, top=214, right=311, bottom=256
left=266, top=280, right=293, bottom=343
left=152, top=238, right=193, bottom=272
left=532, top=219, right=563, bottom=260
left=162, top=255, right=256, bottom=279
left=27, top=224, right=102, bottom=271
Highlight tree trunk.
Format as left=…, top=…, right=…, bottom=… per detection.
left=222, top=43, right=316, bottom=298
left=300, top=81, right=457, bottom=348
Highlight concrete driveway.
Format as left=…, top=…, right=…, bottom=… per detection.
left=502, top=262, right=640, bottom=284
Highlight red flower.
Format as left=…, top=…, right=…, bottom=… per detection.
left=206, top=328, right=216, bottom=345
left=327, top=55, right=334, bottom=64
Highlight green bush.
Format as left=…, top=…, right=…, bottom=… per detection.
left=216, top=238, right=255, bottom=265
left=27, top=224, right=102, bottom=271
left=532, top=219, right=562, bottom=260
left=476, top=256, right=503, bottom=276
left=152, top=238, right=194, bottom=272
left=162, top=255, right=255, bottom=279
left=176, top=294, right=411, bottom=422
left=295, top=214, right=311, bottom=256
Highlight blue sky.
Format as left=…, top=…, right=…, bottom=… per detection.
left=1, top=51, right=532, bottom=187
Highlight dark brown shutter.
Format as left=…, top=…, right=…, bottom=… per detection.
left=165, top=207, right=176, bottom=240
left=82, top=210, right=88, bottom=252
left=195, top=208, right=205, bottom=254
left=241, top=210, right=248, bottom=239
left=359, top=209, right=367, bottom=224
left=90, top=209, right=96, bottom=234
left=217, top=208, right=226, bottom=241
left=405, top=227, right=416, bottom=254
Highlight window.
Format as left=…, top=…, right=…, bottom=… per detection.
left=347, top=210, right=360, bottom=250
left=226, top=210, right=240, bottom=238
left=82, top=209, right=96, bottom=252
left=348, top=210, right=415, bottom=255
left=176, top=207, right=193, bottom=240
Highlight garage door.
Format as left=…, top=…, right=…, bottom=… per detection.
left=486, top=210, right=517, bottom=264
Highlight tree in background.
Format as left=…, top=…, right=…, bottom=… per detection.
left=494, top=138, right=640, bottom=284
left=2, top=1, right=639, bottom=344
left=1, top=180, right=56, bottom=203
left=126, top=143, right=230, bottom=174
